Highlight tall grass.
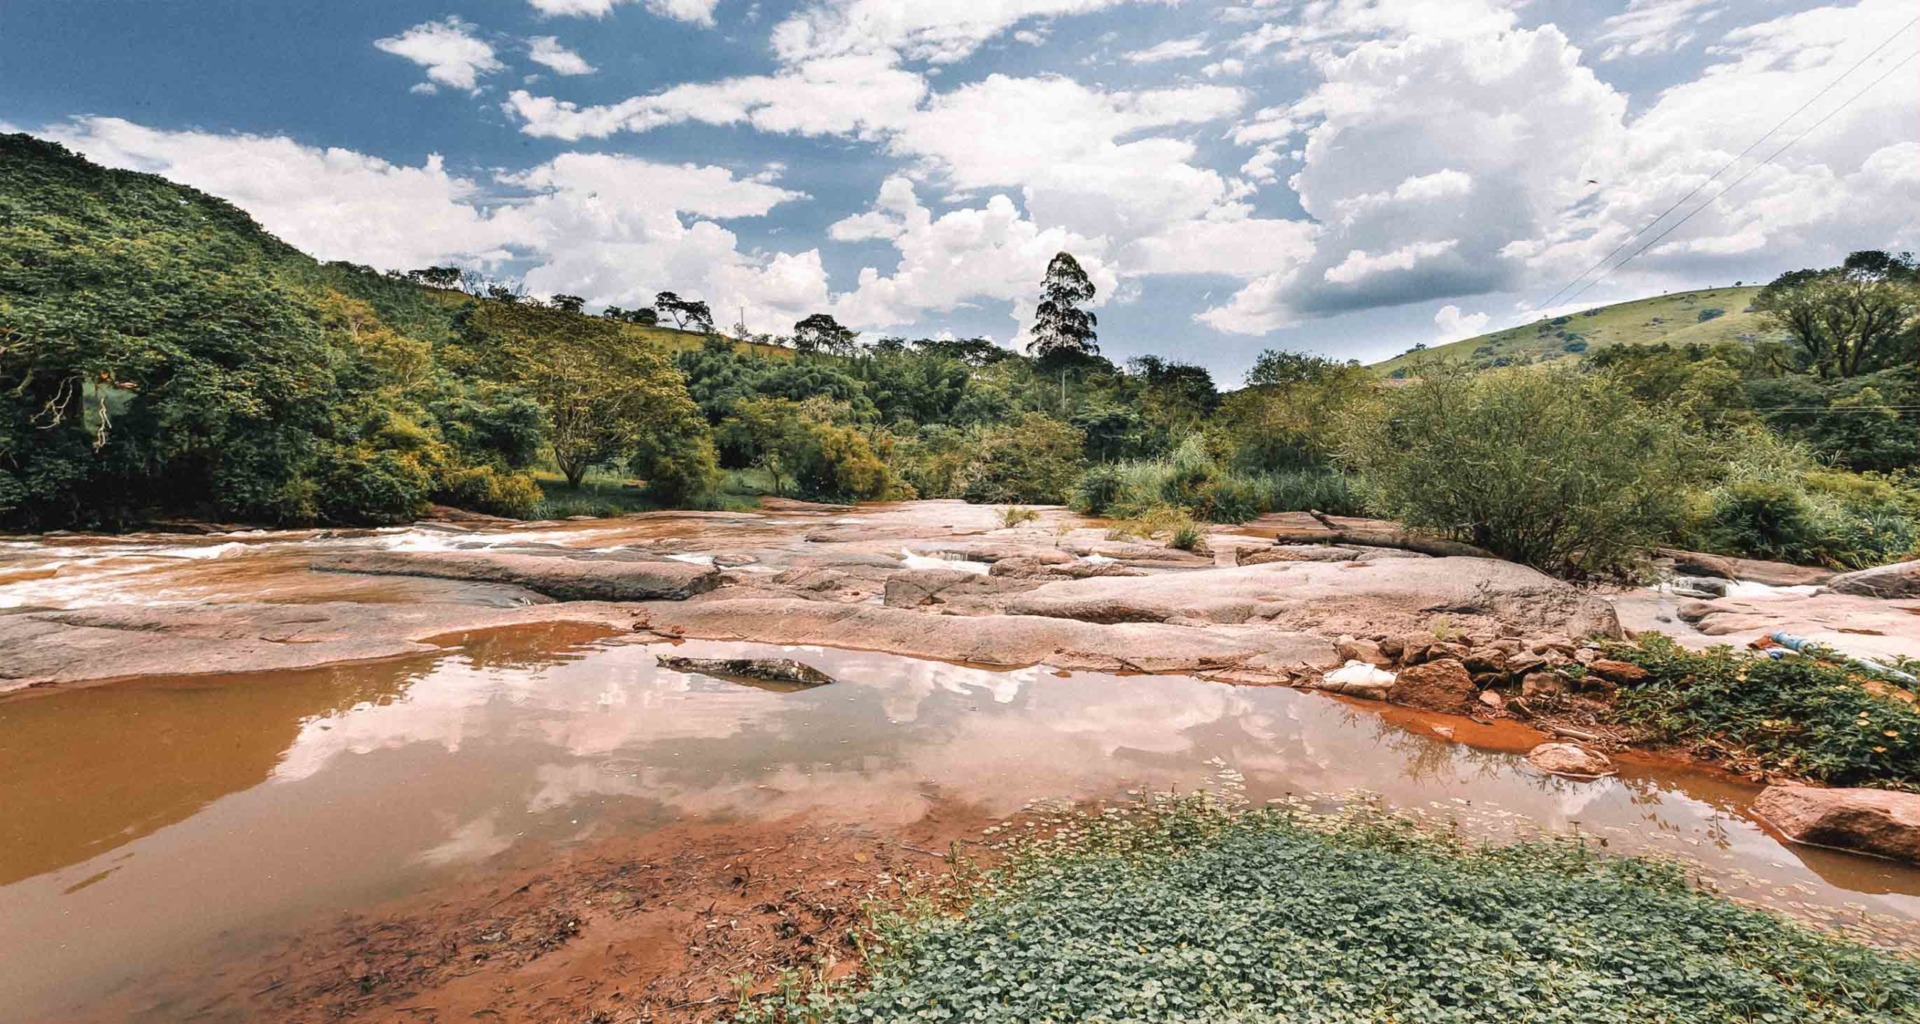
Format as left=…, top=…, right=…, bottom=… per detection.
left=1072, top=436, right=1361, bottom=524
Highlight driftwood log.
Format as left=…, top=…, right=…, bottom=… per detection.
left=1262, top=511, right=1500, bottom=561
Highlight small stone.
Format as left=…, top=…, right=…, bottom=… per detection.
left=1573, top=648, right=1601, bottom=666
left=1336, top=637, right=1391, bottom=667
left=1429, top=641, right=1472, bottom=662
left=1521, top=671, right=1568, bottom=698
left=1587, top=659, right=1649, bottom=685
left=1505, top=651, right=1548, bottom=675
left=1527, top=743, right=1615, bottom=778
left=1477, top=689, right=1505, bottom=711
left=1378, top=635, right=1406, bottom=659
left=1464, top=646, right=1509, bottom=674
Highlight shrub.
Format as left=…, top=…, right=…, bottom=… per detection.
left=996, top=505, right=1039, bottom=528
left=1072, top=436, right=1362, bottom=524
left=1698, top=307, right=1726, bottom=322
left=1339, top=365, right=1701, bottom=579
left=1697, top=433, right=1920, bottom=568
left=435, top=464, right=541, bottom=518
left=1604, top=634, right=1920, bottom=788
left=743, top=794, right=1920, bottom=1024
left=961, top=413, right=1084, bottom=505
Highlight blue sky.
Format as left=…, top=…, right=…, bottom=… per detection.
left=5, top=0, right=1916, bottom=381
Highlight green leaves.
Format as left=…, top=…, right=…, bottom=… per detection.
left=742, top=796, right=1920, bottom=1024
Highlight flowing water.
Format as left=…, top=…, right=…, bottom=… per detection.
left=4, top=516, right=1919, bottom=1021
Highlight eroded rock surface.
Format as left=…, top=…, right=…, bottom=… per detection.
left=1754, top=785, right=1920, bottom=864
left=632, top=598, right=1338, bottom=677
left=1526, top=743, right=1616, bottom=778
left=655, top=655, right=835, bottom=689
left=1002, top=558, right=1620, bottom=637
left=314, top=551, right=719, bottom=602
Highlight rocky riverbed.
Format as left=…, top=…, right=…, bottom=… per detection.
left=6, top=499, right=1920, bottom=1022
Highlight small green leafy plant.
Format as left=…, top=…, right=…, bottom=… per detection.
left=738, top=793, right=1920, bottom=1024
left=1605, top=634, right=1920, bottom=788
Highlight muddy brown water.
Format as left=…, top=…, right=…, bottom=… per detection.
left=4, top=515, right=1920, bottom=1021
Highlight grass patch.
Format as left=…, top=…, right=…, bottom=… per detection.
left=997, top=505, right=1041, bottom=528
left=740, top=793, right=1920, bottom=1024
left=1601, top=635, right=1920, bottom=788
left=531, top=470, right=661, bottom=518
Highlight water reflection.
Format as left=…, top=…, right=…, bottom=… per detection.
left=3, top=634, right=1918, bottom=1022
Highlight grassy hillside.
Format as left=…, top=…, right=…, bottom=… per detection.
left=1373, top=287, right=1782, bottom=376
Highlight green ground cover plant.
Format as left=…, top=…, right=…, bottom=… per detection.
left=1602, top=635, right=1920, bottom=788
left=740, top=793, right=1920, bottom=1024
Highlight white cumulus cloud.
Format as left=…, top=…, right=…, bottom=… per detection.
left=528, top=36, right=596, bottom=76
left=374, top=17, right=504, bottom=94
left=528, top=0, right=722, bottom=25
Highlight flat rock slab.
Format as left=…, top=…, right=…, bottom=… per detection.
left=1754, top=785, right=1920, bottom=865
left=632, top=597, right=1338, bottom=677
left=0, top=601, right=631, bottom=692
left=314, top=551, right=719, bottom=602
left=1001, top=557, right=1620, bottom=638
left=1829, top=559, right=1920, bottom=600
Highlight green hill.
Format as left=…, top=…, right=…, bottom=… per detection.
left=0, top=133, right=772, bottom=529
left=1372, top=287, right=1783, bottom=376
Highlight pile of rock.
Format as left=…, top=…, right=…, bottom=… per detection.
left=1315, top=629, right=1632, bottom=717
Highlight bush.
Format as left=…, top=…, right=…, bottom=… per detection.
left=1697, top=433, right=1920, bottom=568
left=743, top=794, right=1920, bottom=1024
left=961, top=413, right=1084, bottom=505
left=1339, top=365, right=1701, bottom=579
left=1604, top=634, right=1920, bottom=788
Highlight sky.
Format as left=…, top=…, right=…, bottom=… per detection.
left=3, top=0, right=1916, bottom=381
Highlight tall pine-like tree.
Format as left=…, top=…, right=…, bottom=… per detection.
left=1028, top=252, right=1098, bottom=361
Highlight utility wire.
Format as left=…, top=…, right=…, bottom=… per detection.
left=1556, top=46, right=1920, bottom=311
left=1531, top=16, right=1920, bottom=314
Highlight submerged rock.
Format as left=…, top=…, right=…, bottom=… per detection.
left=1754, top=785, right=1920, bottom=864
left=314, top=551, right=719, bottom=602
left=656, top=655, right=835, bottom=690
left=1527, top=743, right=1616, bottom=778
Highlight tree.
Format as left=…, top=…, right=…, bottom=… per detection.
left=1755, top=254, right=1919, bottom=379
left=548, top=294, right=586, bottom=313
left=962, top=413, right=1086, bottom=504
left=466, top=303, right=717, bottom=496
left=1027, top=252, right=1099, bottom=361
left=655, top=291, right=716, bottom=333
left=792, top=313, right=858, bottom=356
left=602, top=305, right=660, bottom=326
left=405, top=266, right=462, bottom=289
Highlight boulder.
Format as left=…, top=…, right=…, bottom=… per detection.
left=988, top=556, right=1146, bottom=580
left=1753, top=785, right=1920, bottom=864
left=1660, top=548, right=1833, bottom=587
left=656, top=655, right=835, bottom=690
left=1387, top=658, right=1476, bottom=713
left=1830, top=560, right=1920, bottom=600
left=1526, top=743, right=1615, bottom=778
left=1667, top=576, right=1728, bottom=599
left=313, top=551, right=719, bottom=602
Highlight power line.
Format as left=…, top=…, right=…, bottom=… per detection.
left=1556, top=46, right=1920, bottom=311
left=1531, top=16, right=1920, bottom=314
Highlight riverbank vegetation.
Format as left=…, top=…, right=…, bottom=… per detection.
left=1600, top=635, right=1920, bottom=789
left=4, top=134, right=1918, bottom=584
left=740, top=793, right=1920, bottom=1024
